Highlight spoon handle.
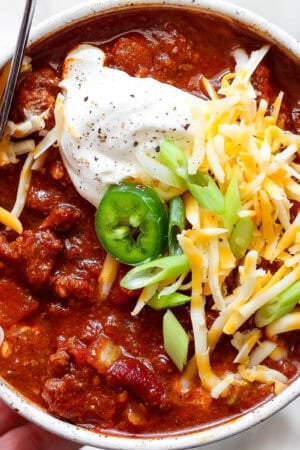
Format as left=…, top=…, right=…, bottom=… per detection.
left=0, top=0, right=37, bottom=138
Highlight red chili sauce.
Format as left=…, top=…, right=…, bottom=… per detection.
left=0, top=6, right=299, bottom=436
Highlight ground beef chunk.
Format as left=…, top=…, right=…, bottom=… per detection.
left=252, top=63, right=294, bottom=130
left=109, top=26, right=199, bottom=81
left=51, top=269, right=99, bottom=302
left=40, top=204, right=82, bottom=232
left=0, top=230, right=62, bottom=289
left=47, top=350, right=71, bottom=378
left=10, top=67, right=60, bottom=129
left=252, top=63, right=276, bottom=104
left=42, top=369, right=118, bottom=424
left=0, top=278, right=39, bottom=327
left=50, top=213, right=103, bottom=302
left=57, top=336, right=88, bottom=366
left=110, top=34, right=153, bottom=76
left=27, top=171, right=73, bottom=215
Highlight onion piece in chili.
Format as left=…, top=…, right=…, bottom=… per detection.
left=0, top=326, right=4, bottom=348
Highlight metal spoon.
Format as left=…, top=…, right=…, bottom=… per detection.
left=0, top=0, right=37, bottom=138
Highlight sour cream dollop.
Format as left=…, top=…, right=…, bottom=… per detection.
left=58, top=44, right=198, bottom=206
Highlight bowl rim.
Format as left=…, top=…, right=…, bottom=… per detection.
left=0, top=1, right=300, bottom=449
left=1, top=0, right=300, bottom=64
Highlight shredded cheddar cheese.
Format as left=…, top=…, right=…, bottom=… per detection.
left=178, top=233, right=220, bottom=390
left=0, top=108, right=47, bottom=232
left=2, top=43, right=300, bottom=400
left=0, top=56, right=46, bottom=232
left=131, top=283, right=159, bottom=316
left=0, top=206, right=23, bottom=234
left=98, top=253, right=119, bottom=302
left=133, top=45, right=300, bottom=396
left=238, top=364, right=288, bottom=394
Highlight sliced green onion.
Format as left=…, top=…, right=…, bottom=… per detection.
left=148, top=292, right=191, bottom=310
left=187, top=172, right=225, bottom=214
left=120, top=254, right=190, bottom=290
left=223, top=173, right=241, bottom=233
left=255, top=280, right=300, bottom=327
left=135, top=149, right=186, bottom=189
left=158, top=140, right=188, bottom=180
left=158, top=140, right=225, bottom=215
left=229, top=217, right=253, bottom=259
left=168, top=196, right=185, bottom=255
left=163, top=309, right=189, bottom=371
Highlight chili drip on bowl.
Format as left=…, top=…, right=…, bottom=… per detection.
left=0, top=4, right=300, bottom=437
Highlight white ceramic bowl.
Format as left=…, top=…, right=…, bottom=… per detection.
left=0, top=1, right=299, bottom=449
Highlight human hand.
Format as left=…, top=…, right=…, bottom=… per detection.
left=0, top=400, right=81, bottom=450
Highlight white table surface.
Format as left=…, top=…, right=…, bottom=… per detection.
left=0, top=1, right=299, bottom=449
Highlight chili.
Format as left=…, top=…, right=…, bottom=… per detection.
left=0, top=5, right=299, bottom=437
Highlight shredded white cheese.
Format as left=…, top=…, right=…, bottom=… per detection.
left=247, top=340, right=277, bottom=367
left=266, top=311, right=300, bottom=337
left=232, top=329, right=262, bottom=364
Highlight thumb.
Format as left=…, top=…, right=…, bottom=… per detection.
left=0, top=423, right=81, bottom=450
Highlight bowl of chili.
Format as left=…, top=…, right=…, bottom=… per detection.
left=0, top=0, right=300, bottom=449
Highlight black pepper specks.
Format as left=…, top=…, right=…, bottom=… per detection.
left=97, top=127, right=107, bottom=143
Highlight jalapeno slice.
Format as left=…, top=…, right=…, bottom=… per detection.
left=95, top=182, right=168, bottom=265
